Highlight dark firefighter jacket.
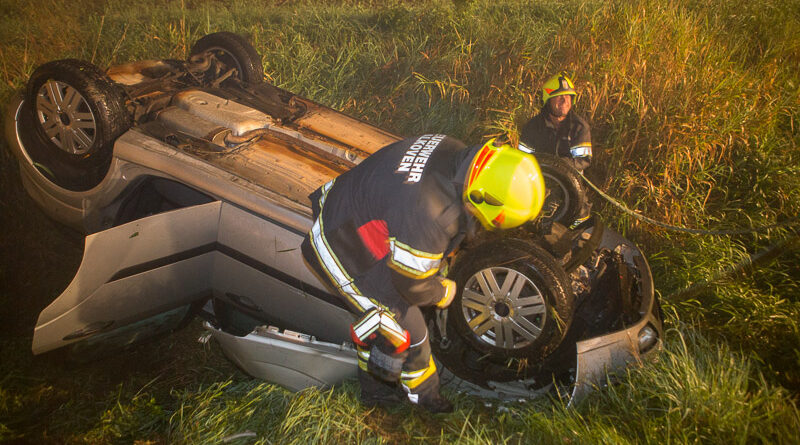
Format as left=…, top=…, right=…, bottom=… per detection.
left=304, top=134, right=478, bottom=308
left=520, top=109, right=593, bottom=171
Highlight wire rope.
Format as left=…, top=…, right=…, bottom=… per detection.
left=578, top=172, right=800, bottom=235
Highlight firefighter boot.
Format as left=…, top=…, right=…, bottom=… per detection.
left=417, top=391, right=453, bottom=413
left=405, top=368, right=453, bottom=413
left=401, top=336, right=453, bottom=413
left=358, top=369, right=405, bottom=408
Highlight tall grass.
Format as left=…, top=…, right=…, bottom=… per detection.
left=1, top=0, right=799, bottom=443
left=70, top=326, right=800, bottom=444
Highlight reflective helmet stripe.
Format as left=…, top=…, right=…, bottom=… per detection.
left=468, top=145, right=495, bottom=187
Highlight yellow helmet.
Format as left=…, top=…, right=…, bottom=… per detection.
left=463, top=139, right=545, bottom=231
left=542, top=72, right=576, bottom=105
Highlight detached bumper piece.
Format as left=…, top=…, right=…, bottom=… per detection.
left=206, top=323, right=358, bottom=391
left=571, top=321, right=661, bottom=401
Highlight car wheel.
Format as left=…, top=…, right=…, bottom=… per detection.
left=22, top=59, right=131, bottom=191
left=430, top=238, right=575, bottom=385
left=190, top=32, right=264, bottom=83
left=535, top=153, right=586, bottom=226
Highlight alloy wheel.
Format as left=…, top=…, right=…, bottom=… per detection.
left=461, top=266, right=547, bottom=350
left=36, top=80, right=97, bottom=155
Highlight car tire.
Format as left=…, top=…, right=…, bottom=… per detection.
left=22, top=59, right=131, bottom=191
left=430, top=238, right=575, bottom=385
left=536, top=153, right=586, bottom=226
left=190, top=32, right=264, bottom=84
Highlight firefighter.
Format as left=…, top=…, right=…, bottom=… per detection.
left=301, top=135, right=545, bottom=413
left=520, top=72, right=593, bottom=228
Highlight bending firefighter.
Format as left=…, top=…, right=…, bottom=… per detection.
left=301, top=135, right=546, bottom=412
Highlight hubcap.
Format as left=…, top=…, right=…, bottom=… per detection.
left=461, top=266, right=547, bottom=350
left=36, top=80, right=96, bottom=155
left=542, top=172, right=570, bottom=222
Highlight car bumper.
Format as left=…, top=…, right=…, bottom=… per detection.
left=205, top=322, right=359, bottom=391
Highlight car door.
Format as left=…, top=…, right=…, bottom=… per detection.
left=32, top=201, right=223, bottom=356
left=32, top=199, right=354, bottom=358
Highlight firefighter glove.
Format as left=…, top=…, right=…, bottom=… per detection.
left=350, top=308, right=411, bottom=383
left=435, top=278, right=457, bottom=308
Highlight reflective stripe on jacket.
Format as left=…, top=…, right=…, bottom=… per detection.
left=520, top=109, right=593, bottom=171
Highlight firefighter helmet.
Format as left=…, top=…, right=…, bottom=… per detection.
left=542, top=72, right=577, bottom=105
left=464, top=139, right=545, bottom=231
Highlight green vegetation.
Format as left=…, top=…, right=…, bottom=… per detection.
left=1, top=0, right=798, bottom=443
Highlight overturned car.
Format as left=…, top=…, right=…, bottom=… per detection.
left=5, top=32, right=662, bottom=402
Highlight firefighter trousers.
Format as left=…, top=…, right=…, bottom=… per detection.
left=301, top=238, right=441, bottom=404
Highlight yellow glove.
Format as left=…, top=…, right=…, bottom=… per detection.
left=436, top=278, right=457, bottom=308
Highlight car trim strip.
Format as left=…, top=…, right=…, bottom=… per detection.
left=106, top=241, right=347, bottom=311
left=107, top=243, right=217, bottom=282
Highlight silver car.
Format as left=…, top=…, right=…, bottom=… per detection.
left=4, top=32, right=662, bottom=402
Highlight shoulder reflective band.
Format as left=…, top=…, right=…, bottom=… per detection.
left=570, top=144, right=592, bottom=158
left=389, top=238, right=442, bottom=278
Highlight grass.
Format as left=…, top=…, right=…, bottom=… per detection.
left=1, top=0, right=799, bottom=443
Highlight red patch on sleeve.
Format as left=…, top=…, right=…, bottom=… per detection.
left=357, top=219, right=389, bottom=260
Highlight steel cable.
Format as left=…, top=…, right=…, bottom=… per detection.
left=666, top=234, right=800, bottom=301
left=577, top=172, right=800, bottom=235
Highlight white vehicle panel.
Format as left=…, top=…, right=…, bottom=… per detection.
left=33, top=202, right=222, bottom=353
left=33, top=200, right=353, bottom=355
